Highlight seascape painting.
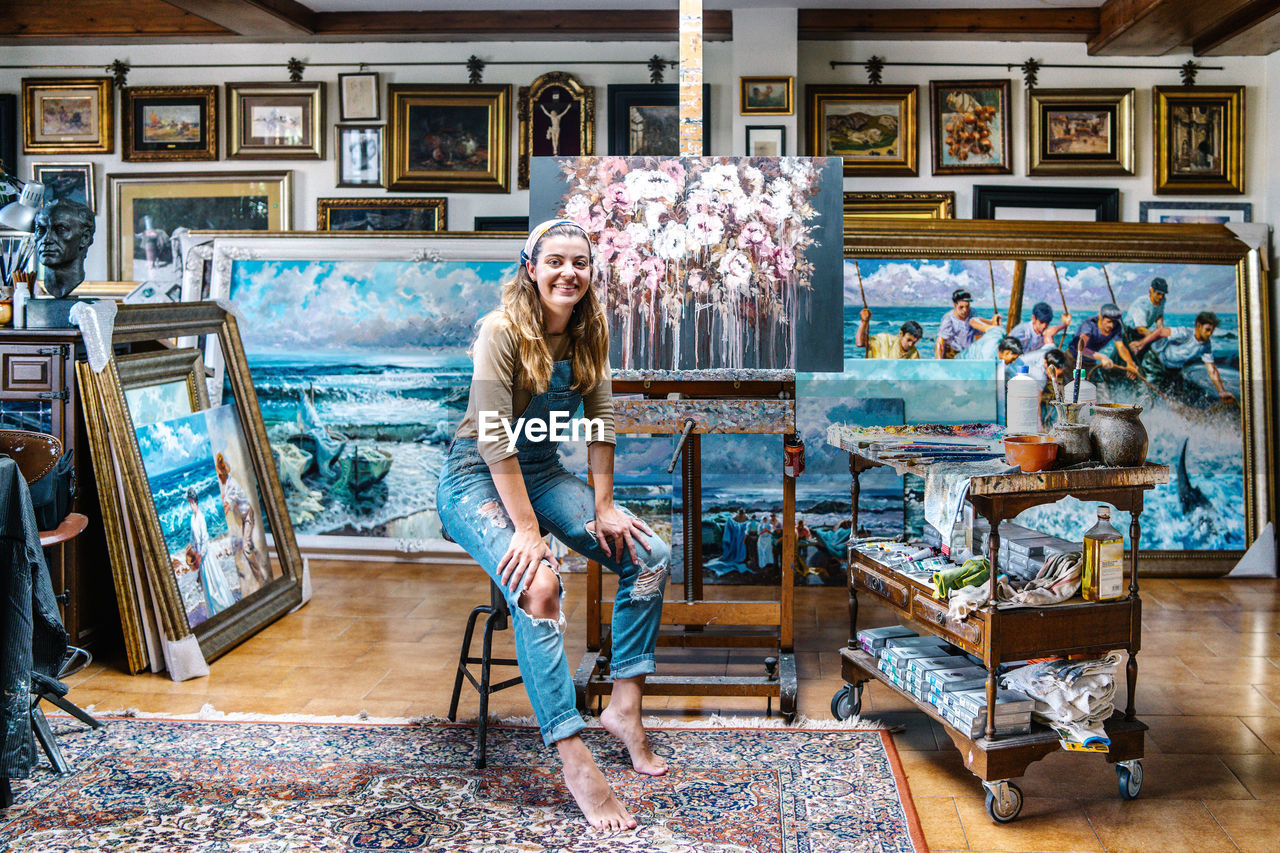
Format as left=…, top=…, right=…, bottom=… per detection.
left=212, top=236, right=521, bottom=545
left=530, top=155, right=844, bottom=371
left=134, top=404, right=274, bottom=628
left=125, top=379, right=194, bottom=427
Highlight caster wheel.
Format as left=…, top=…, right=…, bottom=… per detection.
left=1117, top=761, right=1142, bottom=800
left=830, top=685, right=862, bottom=720
left=984, top=782, right=1023, bottom=823
left=782, top=711, right=797, bottom=724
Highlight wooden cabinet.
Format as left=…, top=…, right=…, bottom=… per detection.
left=0, top=328, right=117, bottom=652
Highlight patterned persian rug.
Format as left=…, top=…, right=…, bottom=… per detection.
left=2, top=714, right=927, bottom=852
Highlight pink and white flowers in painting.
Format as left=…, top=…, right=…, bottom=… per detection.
left=553, top=156, right=827, bottom=369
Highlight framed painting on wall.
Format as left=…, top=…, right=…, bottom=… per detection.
left=21, top=77, right=113, bottom=154
left=387, top=84, right=510, bottom=192
left=844, top=191, right=955, bottom=222
left=1027, top=88, right=1133, bottom=176
left=198, top=233, right=522, bottom=552
left=338, top=71, right=380, bottom=122
left=0, top=93, right=17, bottom=174
left=745, top=125, right=786, bottom=157
left=122, top=85, right=218, bottom=161
left=106, top=170, right=292, bottom=286
left=605, top=84, right=710, bottom=156
left=226, top=82, right=324, bottom=160
left=1139, top=201, right=1252, bottom=224
left=929, top=79, right=1012, bottom=175
left=740, top=76, right=793, bottom=115
left=805, top=85, right=917, bottom=177
left=846, top=218, right=1273, bottom=576
left=316, top=197, right=445, bottom=233
left=972, top=185, right=1119, bottom=222
left=335, top=123, right=382, bottom=187
left=31, top=162, right=94, bottom=212
left=518, top=71, right=594, bottom=189
left=1153, top=85, right=1244, bottom=194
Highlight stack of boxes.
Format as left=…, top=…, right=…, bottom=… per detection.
left=855, top=626, right=1035, bottom=739
left=968, top=517, right=1080, bottom=583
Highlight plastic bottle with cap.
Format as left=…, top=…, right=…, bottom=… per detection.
left=1065, top=370, right=1097, bottom=423
left=1006, top=364, right=1042, bottom=435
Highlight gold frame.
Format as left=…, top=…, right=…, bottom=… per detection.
left=386, top=84, right=511, bottom=193
left=929, top=78, right=1013, bottom=176
left=844, top=191, right=955, bottom=225
left=78, top=349, right=208, bottom=673
left=122, top=85, right=218, bottom=162
left=21, top=77, right=113, bottom=154
left=106, top=170, right=292, bottom=281
left=334, top=123, right=383, bottom=188
left=82, top=302, right=306, bottom=661
left=518, top=71, right=594, bottom=190
left=805, top=84, right=918, bottom=177
left=1153, top=85, right=1244, bottom=195
left=226, top=81, right=324, bottom=160
left=844, top=218, right=1273, bottom=577
left=740, top=75, right=794, bottom=115
left=1027, top=88, right=1134, bottom=176
left=316, top=197, right=446, bottom=233
left=30, top=160, right=95, bottom=212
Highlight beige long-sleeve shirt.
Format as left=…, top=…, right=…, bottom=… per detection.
left=454, top=314, right=615, bottom=465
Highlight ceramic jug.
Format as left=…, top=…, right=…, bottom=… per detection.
left=1089, top=403, right=1148, bottom=467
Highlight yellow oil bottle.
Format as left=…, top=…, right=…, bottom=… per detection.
left=1082, top=506, right=1125, bottom=601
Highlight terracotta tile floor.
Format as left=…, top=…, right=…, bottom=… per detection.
left=62, top=563, right=1280, bottom=853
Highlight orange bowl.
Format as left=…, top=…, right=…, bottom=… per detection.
left=1004, top=435, right=1059, bottom=473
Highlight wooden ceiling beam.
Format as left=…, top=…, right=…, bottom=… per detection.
left=161, top=0, right=316, bottom=38
left=1194, top=0, right=1280, bottom=55
left=309, top=10, right=734, bottom=42
left=797, top=8, right=1099, bottom=42
left=1089, top=0, right=1262, bottom=55
left=0, top=0, right=232, bottom=41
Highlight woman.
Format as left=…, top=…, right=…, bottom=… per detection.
left=436, top=219, right=670, bottom=831
left=187, top=487, right=235, bottom=616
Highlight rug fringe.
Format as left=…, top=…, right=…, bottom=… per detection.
left=75, top=703, right=894, bottom=731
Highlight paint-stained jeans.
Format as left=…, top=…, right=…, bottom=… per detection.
left=436, top=360, right=669, bottom=747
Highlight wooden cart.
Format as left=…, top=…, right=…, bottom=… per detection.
left=574, top=371, right=799, bottom=720
left=828, top=432, right=1168, bottom=822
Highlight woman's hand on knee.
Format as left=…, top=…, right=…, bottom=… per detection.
left=592, top=502, right=654, bottom=567
left=497, top=526, right=557, bottom=594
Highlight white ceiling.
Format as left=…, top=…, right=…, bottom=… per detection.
left=306, top=0, right=1105, bottom=10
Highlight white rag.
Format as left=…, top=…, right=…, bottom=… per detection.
left=1001, top=652, right=1121, bottom=745
left=946, top=551, right=1083, bottom=620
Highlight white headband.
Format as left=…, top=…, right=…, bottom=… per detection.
left=521, top=218, right=590, bottom=265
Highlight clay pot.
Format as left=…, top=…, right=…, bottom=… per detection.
left=1051, top=401, right=1091, bottom=426
left=1089, top=403, right=1148, bottom=467
left=1004, top=435, right=1059, bottom=473
left=1051, top=422, right=1093, bottom=466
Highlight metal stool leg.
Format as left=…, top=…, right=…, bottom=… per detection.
left=476, top=608, right=505, bottom=769
left=29, top=704, right=71, bottom=776
left=448, top=604, right=491, bottom=723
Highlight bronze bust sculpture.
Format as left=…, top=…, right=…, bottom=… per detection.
left=33, top=198, right=95, bottom=299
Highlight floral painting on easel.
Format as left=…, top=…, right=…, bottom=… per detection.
left=530, top=156, right=844, bottom=371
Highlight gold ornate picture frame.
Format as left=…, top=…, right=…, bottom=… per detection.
left=387, top=84, right=511, bottom=193
left=844, top=191, right=955, bottom=223
left=805, top=85, right=917, bottom=177
left=518, top=72, right=594, bottom=190
left=929, top=79, right=1012, bottom=176
left=21, top=77, right=113, bottom=154
left=226, top=81, right=324, bottom=160
left=1028, top=88, right=1134, bottom=176
left=1153, top=85, right=1244, bottom=195
left=316, top=197, right=446, bottom=233
left=740, top=75, right=794, bottom=115
left=122, top=85, right=218, bottom=162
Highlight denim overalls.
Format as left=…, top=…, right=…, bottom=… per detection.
left=436, top=359, right=669, bottom=747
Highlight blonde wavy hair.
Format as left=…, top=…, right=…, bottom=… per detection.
left=482, top=222, right=609, bottom=395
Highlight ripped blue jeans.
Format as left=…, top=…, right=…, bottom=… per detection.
left=436, top=364, right=669, bottom=746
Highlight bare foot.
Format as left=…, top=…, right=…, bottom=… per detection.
left=557, top=737, right=637, bottom=831
left=600, top=702, right=668, bottom=776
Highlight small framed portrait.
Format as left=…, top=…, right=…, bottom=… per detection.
left=972, top=185, right=1119, bottom=222
left=605, top=84, right=710, bottom=156
left=335, top=124, right=382, bottom=188
left=518, top=71, right=594, bottom=189
left=122, top=85, right=218, bottom=162
left=740, top=76, right=794, bottom=115
left=1153, top=86, right=1244, bottom=194
left=804, top=85, right=917, bottom=176
left=338, top=71, right=380, bottom=122
left=21, top=77, right=114, bottom=154
left=317, top=197, right=446, bottom=233
left=745, top=124, right=786, bottom=157
left=31, top=162, right=95, bottom=212
left=929, top=79, right=1012, bottom=175
left=1028, top=88, right=1133, bottom=176
left=387, top=84, right=510, bottom=192
left=1139, top=201, right=1252, bottom=223
left=226, top=81, right=324, bottom=160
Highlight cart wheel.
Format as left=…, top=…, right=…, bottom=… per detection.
left=1116, top=760, right=1142, bottom=800
left=983, top=782, right=1023, bottom=823
left=830, top=685, right=862, bottom=720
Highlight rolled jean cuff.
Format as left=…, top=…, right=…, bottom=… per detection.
left=542, top=708, right=587, bottom=747
left=610, top=653, right=656, bottom=680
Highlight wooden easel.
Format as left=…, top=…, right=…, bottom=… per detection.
left=572, top=372, right=798, bottom=721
